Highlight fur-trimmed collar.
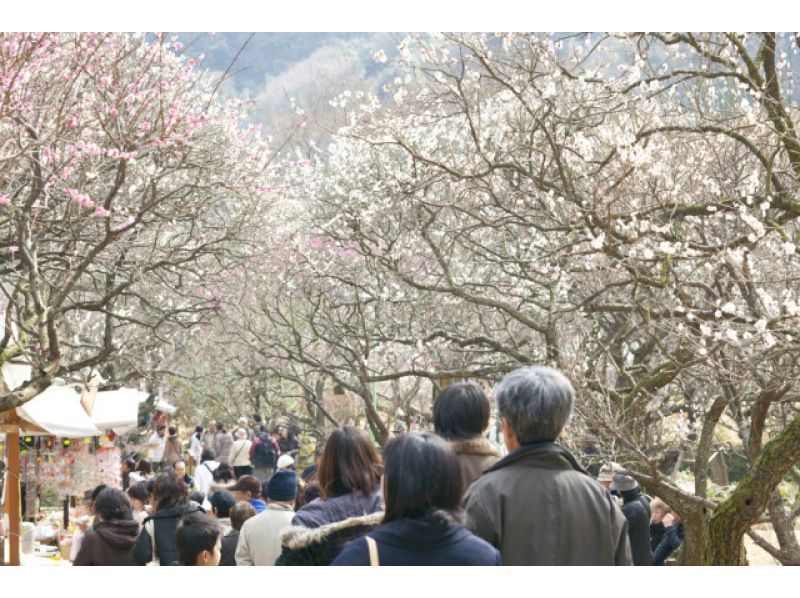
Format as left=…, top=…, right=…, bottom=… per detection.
left=280, top=511, right=384, bottom=551
left=450, top=437, right=502, bottom=458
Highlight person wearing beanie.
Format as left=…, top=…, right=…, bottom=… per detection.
left=611, top=473, right=652, bottom=566
left=229, top=475, right=266, bottom=513
left=235, top=470, right=298, bottom=566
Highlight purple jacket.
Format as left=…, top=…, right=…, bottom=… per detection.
left=292, top=489, right=383, bottom=528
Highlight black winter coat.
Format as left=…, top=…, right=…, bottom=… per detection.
left=278, top=437, right=299, bottom=456
left=219, top=531, right=239, bottom=566
left=332, top=518, right=501, bottom=566
left=276, top=511, right=383, bottom=565
left=621, top=494, right=653, bottom=566
left=650, top=522, right=666, bottom=552
left=653, top=523, right=684, bottom=565
left=133, top=503, right=203, bottom=566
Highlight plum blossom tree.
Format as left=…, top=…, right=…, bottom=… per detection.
left=246, top=32, right=800, bottom=564
left=0, top=33, right=275, bottom=410
left=106, top=32, right=800, bottom=564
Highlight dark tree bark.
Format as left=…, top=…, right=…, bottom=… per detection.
left=705, top=413, right=800, bottom=565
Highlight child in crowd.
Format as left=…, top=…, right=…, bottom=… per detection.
left=175, top=512, right=222, bottom=566
left=220, top=501, right=257, bottom=565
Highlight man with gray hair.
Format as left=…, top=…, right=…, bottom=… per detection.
left=463, top=366, right=632, bottom=565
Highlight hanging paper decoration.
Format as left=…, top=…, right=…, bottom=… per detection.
left=20, top=439, right=122, bottom=500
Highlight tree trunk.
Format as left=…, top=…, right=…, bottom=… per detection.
left=358, top=385, right=388, bottom=447
left=765, top=490, right=800, bottom=564
left=705, top=412, right=800, bottom=565
left=680, top=508, right=711, bottom=565
left=635, top=473, right=714, bottom=565
left=695, top=395, right=729, bottom=497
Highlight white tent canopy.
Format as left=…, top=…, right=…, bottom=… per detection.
left=17, top=385, right=101, bottom=438
left=155, top=397, right=177, bottom=415
left=3, top=358, right=163, bottom=436
left=90, top=388, right=149, bottom=432
left=2, top=360, right=32, bottom=393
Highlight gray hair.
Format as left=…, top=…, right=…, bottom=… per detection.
left=495, top=366, right=575, bottom=444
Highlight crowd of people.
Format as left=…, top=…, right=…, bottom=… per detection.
left=71, top=366, right=685, bottom=566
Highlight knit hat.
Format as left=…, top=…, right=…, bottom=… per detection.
left=266, top=470, right=297, bottom=501
left=610, top=473, right=639, bottom=492
left=277, top=454, right=295, bottom=470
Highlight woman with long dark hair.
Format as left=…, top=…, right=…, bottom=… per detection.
left=292, top=426, right=382, bottom=528
left=132, top=469, right=203, bottom=565
left=278, top=426, right=300, bottom=457
left=276, top=426, right=383, bottom=565
left=332, top=432, right=500, bottom=565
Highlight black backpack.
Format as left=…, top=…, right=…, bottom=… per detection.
left=253, top=434, right=277, bottom=469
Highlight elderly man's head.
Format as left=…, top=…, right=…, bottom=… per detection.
left=496, top=366, right=575, bottom=450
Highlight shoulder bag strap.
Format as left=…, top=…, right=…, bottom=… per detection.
left=365, top=535, right=379, bottom=566
left=145, top=519, right=159, bottom=565
left=231, top=441, right=247, bottom=464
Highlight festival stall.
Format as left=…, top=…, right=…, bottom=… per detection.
left=0, top=363, right=145, bottom=565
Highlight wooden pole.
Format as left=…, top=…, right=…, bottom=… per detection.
left=7, top=413, right=21, bottom=566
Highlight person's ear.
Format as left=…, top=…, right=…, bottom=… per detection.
left=501, top=419, right=520, bottom=450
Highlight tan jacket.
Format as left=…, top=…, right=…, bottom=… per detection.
left=235, top=503, right=296, bottom=566
left=450, top=437, right=502, bottom=489
left=230, top=439, right=253, bottom=467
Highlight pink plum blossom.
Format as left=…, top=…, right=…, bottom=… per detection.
left=64, top=187, right=94, bottom=208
